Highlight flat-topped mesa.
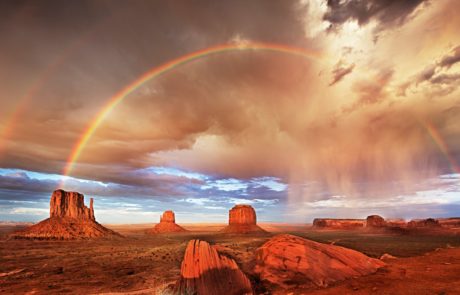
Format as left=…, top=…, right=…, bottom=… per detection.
left=222, top=204, right=266, bottom=234
left=229, top=204, right=256, bottom=225
left=313, top=218, right=365, bottom=229
left=50, top=189, right=95, bottom=221
left=10, top=189, right=121, bottom=240
left=148, top=210, right=187, bottom=234
left=366, top=215, right=386, bottom=228
left=408, top=218, right=441, bottom=228
left=173, top=239, right=253, bottom=295
left=160, top=210, right=175, bottom=223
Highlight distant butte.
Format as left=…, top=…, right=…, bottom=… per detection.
left=221, top=204, right=266, bottom=234
left=10, top=189, right=121, bottom=240
left=313, top=218, right=365, bottom=229
left=366, top=215, right=386, bottom=228
left=147, top=210, right=187, bottom=234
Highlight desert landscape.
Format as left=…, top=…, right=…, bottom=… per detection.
left=2, top=0, right=460, bottom=294
left=1, top=189, right=460, bottom=294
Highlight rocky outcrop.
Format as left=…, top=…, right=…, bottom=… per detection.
left=10, top=189, right=120, bottom=240
left=254, top=234, right=385, bottom=290
left=437, top=217, right=460, bottom=228
left=366, top=215, right=386, bottom=228
left=313, top=218, right=365, bottom=229
left=147, top=210, right=187, bottom=234
left=408, top=218, right=441, bottom=228
left=174, top=239, right=253, bottom=295
left=50, top=190, right=94, bottom=220
left=221, top=205, right=266, bottom=234
left=386, top=218, right=407, bottom=227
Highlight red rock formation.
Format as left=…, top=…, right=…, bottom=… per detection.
left=408, top=218, right=441, bottom=228
left=221, top=205, right=266, bottom=234
left=10, top=189, right=120, bottom=240
left=437, top=217, right=460, bottom=228
left=50, top=190, right=94, bottom=220
left=366, top=215, right=386, bottom=228
left=313, top=218, right=365, bottom=229
left=254, top=234, right=385, bottom=290
left=147, top=210, right=187, bottom=234
left=174, top=239, right=253, bottom=295
left=386, top=218, right=407, bottom=227
left=229, top=204, right=257, bottom=225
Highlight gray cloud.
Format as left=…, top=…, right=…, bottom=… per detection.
left=324, top=0, right=427, bottom=32
left=439, top=45, right=460, bottom=68
left=330, top=61, right=355, bottom=86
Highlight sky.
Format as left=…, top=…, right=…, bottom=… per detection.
left=1, top=0, right=460, bottom=224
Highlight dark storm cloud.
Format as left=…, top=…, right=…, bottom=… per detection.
left=329, top=61, right=355, bottom=86
left=323, top=0, right=427, bottom=31
left=1, top=0, right=460, bottom=223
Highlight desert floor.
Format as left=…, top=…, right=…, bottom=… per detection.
left=1, top=223, right=460, bottom=294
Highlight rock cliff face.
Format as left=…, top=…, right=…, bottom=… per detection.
left=50, top=190, right=94, bottom=220
left=229, top=204, right=257, bottom=225
left=174, top=239, right=253, bottom=295
left=366, top=215, right=386, bottom=228
left=10, top=189, right=120, bottom=240
left=254, top=234, right=385, bottom=290
left=222, top=205, right=266, bottom=234
left=147, top=210, right=187, bottom=234
left=313, top=218, right=365, bottom=229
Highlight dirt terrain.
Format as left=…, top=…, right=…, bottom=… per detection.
left=1, top=223, right=460, bottom=294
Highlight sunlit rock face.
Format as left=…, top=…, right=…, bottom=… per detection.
left=10, top=189, right=120, bottom=240
left=229, top=204, right=257, bottom=225
left=160, top=210, right=175, bottom=223
left=222, top=205, right=266, bottom=234
left=254, top=234, right=385, bottom=290
left=147, top=210, right=187, bottom=234
left=174, top=239, right=253, bottom=295
left=50, top=189, right=94, bottom=221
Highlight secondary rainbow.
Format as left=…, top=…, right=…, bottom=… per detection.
left=62, top=41, right=323, bottom=177
left=424, top=121, right=460, bottom=175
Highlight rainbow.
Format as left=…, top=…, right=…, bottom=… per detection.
left=425, top=121, right=460, bottom=175
left=62, top=41, right=323, bottom=177
left=0, top=29, right=97, bottom=157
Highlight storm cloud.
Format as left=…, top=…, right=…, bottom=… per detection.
left=1, top=1, right=460, bottom=222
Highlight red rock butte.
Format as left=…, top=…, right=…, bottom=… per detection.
left=174, top=239, right=253, bottom=295
left=221, top=204, right=266, bottom=234
left=313, top=218, right=365, bottom=229
left=10, top=189, right=121, bottom=240
left=147, top=210, right=187, bottom=234
left=254, top=234, right=385, bottom=291
left=366, top=215, right=386, bottom=228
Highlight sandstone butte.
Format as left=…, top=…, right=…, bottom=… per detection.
left=408, top=218, right=441, bottom=228
left=254, top=234, right=385, bottom=290
left=312, top=218, right=365, bottom=229
left=10, top=189, right=121, bottom=239
left=174, top=239, right=253, bottom=295
left=366, top=215, right=387, bottom=228
left=221, top=204, right=266, bottom=234
left=147, top=210, right=187, bottom=234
